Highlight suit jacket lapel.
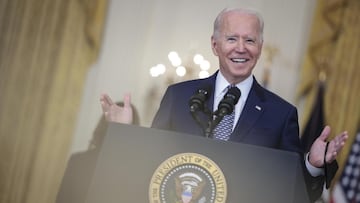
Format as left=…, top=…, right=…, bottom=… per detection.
left=230, top=78, right=266, bottom=141
left=203, top=71, right=218, bottom=113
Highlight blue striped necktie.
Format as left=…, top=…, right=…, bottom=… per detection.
left=213, top=85, right=236, bottom=141
left=213, top=110, right=235, bottom=141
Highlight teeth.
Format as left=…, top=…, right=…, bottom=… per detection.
left=231, top=58, right=247, bottom=63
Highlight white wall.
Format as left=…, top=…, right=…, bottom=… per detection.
left=70, top=0, right=316, bottom=154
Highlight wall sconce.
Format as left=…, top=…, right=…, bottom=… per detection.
left=144, top=51, right=212, bottom=125
left=149, top=51, right=211, bottom=84
left=262, top=44, right=279, bottom=88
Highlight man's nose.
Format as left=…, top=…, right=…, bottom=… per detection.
left=235, top=40, right=246, bottom=52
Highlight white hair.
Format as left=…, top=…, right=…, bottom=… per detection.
left=213, top=7, right=264, bottom=42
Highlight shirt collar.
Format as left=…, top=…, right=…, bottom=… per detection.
left=215, top=71, right=253, bottom=101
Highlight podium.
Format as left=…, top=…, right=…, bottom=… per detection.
left=60, top=123, right=310, bottom=203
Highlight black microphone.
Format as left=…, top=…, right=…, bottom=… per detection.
left=217, top=86, right=241, bottom=117
left=189, top=86, right=211, bottom=113
left=189, top=85, right=212, bottom=137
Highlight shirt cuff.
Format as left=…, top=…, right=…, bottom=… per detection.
left=305, top=152, right=324, bottom=177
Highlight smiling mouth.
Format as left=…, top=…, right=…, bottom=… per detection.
left=231, top=58, right=249, bottom=63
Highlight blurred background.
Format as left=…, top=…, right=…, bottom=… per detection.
left=0, top=0, right=359, bottom=202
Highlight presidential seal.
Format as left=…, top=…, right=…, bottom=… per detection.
left=149, top=153, right=227, bottom=203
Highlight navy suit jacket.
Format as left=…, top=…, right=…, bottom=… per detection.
left=152, top=72, right=302, bottom=153
left=151, top=71, right=324, bottom=202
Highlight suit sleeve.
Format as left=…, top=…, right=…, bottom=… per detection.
left=283, top=107, right=325, bottom=202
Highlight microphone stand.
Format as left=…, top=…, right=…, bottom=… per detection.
left=205, top=86, right=240, bottom=138
left=189, top=85, right=240, bottom=138
left=204, top=112, right=223, bottom=138
left=190, top=107, right=213, bottom=137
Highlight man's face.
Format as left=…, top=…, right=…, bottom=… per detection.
left=211, top=11, right=263, bottom=84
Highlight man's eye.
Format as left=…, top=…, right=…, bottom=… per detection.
left=227, top=37, right=236, bottom=42
left=246, top=39, right=255, bottom=43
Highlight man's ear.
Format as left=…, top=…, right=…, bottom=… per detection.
left=257, top=41, right=264, bottom=59
left=211, top=36, right=218, bottom=56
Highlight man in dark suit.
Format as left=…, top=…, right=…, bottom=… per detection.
left=100, top=7, right=348, bottom=202
left=151, top=71, right=301, bottom=151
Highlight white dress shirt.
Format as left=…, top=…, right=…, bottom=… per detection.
left=213, top=72, right=253, bottom=131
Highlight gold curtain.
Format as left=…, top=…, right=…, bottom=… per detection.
left=0, top=0, right=108, bottom=202
left=298, top=0, right=360, bottom=187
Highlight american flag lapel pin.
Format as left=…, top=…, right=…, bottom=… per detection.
left=255, top=105, right=261, bottom=111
